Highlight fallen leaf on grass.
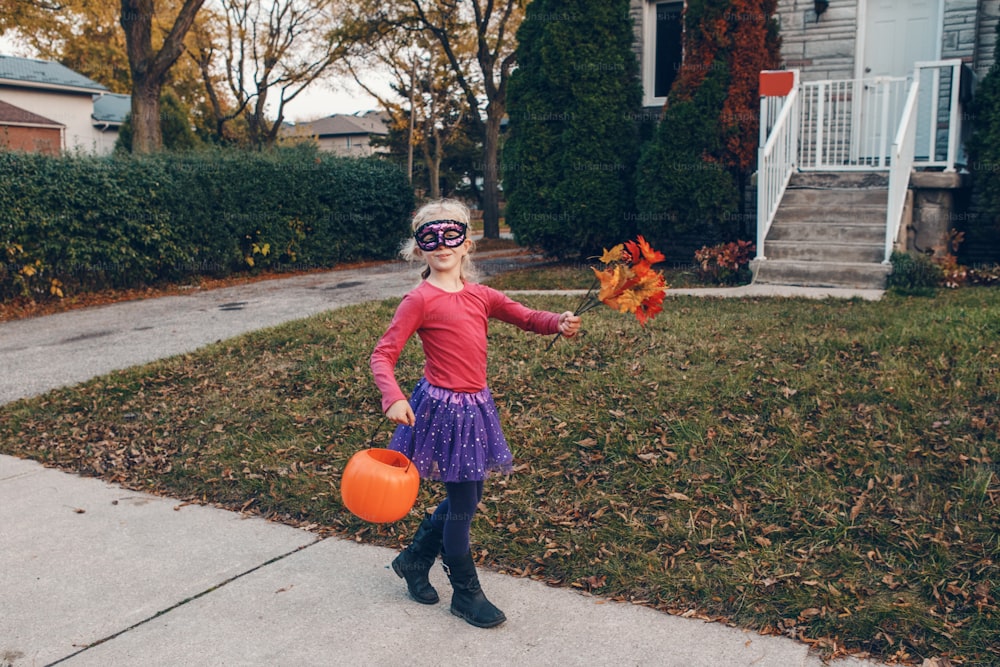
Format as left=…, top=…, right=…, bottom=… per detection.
left=922, top=658, right=954, bottom=667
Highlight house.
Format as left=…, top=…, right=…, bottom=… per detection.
left=287, top=110, right=390, bottom=156
left=0, top=54, right=126, bottom=155
left=631, top=1, right=1000, bottom=287
left=0, top=98, right=63, bottom=155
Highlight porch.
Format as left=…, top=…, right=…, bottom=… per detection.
left=754, top=60, right=969, bottom=289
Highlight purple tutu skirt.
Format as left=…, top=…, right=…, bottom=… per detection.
left=388, top=378, right=512, bottom=482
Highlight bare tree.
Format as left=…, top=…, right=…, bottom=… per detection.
left=194, top=0, right=345, bottom=148
left=343, top=0, right=523, bottom=238
left=339, top=20, right=473, bottom=198
left=412, top=52, right=473, bottom=199
left=187, top=9, right=247, bottom=142
left=407, top=0, right=524, bottom=238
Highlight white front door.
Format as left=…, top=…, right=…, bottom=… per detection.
left=858, top=0, right=942, bottom=163
left=863, top=0, right=942, bottom=79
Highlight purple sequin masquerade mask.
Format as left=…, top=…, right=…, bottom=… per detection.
left=414, top=220, right=468, bottom=251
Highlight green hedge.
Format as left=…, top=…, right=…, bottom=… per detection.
left=0, top=147, right=413, bottom=301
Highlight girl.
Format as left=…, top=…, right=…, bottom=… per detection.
left=370, top=199, right=580, bottom=628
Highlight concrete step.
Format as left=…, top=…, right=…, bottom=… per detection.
left=751, top=259, right=890, bottom=290
left=761, top=171, right=892, bottom=289
left=789, top=171, right=890, bottom=188
left=764, top=241, right=885, bottom=263
left=767, top=222, right=885, bottom=244
left=772, top=205, right=886, bottom=226
left=780, top=187, right=889, bottom=207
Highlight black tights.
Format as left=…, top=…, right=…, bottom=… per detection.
left=429, top=480, right=484, bottom=557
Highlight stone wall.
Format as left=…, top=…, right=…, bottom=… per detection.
left=971, top=0, right=1000, bottom=76
left=630, top=0, right=644, bottom=62
left=944, top=0, right=982, bottom=63
left=774, top=0, right=858, bottom=81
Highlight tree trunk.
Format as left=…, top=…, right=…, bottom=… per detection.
left=129, top=78, right=162, bottom=153
left=430, top=125, right=446, bottom=200
left=419, top=137, right=439, bottom=199
left=428, top=151, right=442, bottom=200
left=480, top=109, right=504, bottom=239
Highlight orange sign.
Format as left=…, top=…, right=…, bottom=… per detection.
left=759, top=70, right=796, bottom=97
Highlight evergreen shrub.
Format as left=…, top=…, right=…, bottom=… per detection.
left=635, top=63, right=739, bottom=261
left=503, top=0, right=643, bottom=259
left=0, top=147, right=412, bottom=301
left=886, top=251, right=941, bottom=296
left=965, top=41, right=1000, bottom=265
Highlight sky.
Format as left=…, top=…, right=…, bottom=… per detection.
left=0, top=34, right=394, bottom=124
left=280, top=74, right=393, bottom=123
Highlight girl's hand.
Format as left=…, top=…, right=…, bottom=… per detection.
left=558, top=311, right=581, bottom=338
left=386, top=399, right=415, bottom=426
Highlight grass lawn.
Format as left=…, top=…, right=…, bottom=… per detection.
left=483, top=261, right=715, bottom=290
left=1, top=287, right=997, bottom=664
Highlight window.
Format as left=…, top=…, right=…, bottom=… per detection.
left=643, top=1, right=684, bottom=107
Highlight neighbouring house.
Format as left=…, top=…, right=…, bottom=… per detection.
left=0, top=98, right=63, bottom=155
left=0, top=54, right=126, bottom=155
left=632, top=0, right=1000, bottom=287
left=286, top=110, right=390, bottom=156
left=91, top=92, right=131, bottom=153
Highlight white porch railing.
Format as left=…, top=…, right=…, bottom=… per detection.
left=799, top=76, right=909, bottom=170
left=885, top=79, right=921, bottom=263
left=756, top=81, right=799, bottom=260
left=913, top=59, right=965, bottom=171
left=795, top=61, right=966, bottom=172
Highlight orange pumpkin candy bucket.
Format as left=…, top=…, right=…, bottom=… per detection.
left=340, top=448, right=420, bottom=523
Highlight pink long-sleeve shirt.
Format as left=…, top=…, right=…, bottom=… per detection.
left=370, top=281, right=561, bottom=412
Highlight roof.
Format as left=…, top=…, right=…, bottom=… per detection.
left=0, top=54, right=108, bottom=94
left=0, top=99, right=63, bottom=127
left=294, top=111, right=389, bottom=138
left=93, top=93, right=131, bottom=124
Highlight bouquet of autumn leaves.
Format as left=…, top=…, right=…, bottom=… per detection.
left=548, top=236, right=669, bottom=349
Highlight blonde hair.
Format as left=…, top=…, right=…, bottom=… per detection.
left=401, top=198, right=479, bottom=282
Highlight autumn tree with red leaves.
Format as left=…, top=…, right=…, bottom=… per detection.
left=719, top=0, right=782, bottom=172
left=636, top=0, right=780, bottom=256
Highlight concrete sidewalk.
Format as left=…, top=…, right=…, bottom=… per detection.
left=1, top=258, right=885, bottom=666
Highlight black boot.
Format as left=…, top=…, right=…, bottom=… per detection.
left=442, top=550, right=506, bottom=628
left=391, top=516, right=443, bottom=604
